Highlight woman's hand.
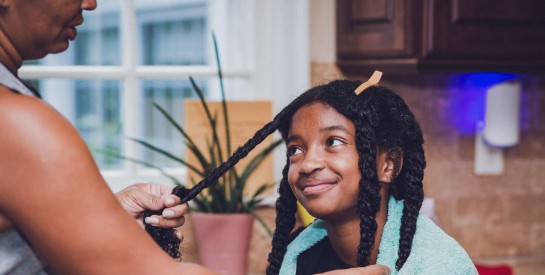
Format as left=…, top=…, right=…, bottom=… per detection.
left=115, top=183, right=189, bottom=234
left=316, top=265, right=391, bottom=275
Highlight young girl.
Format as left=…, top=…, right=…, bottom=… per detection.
left=266, top=79, right=477, bottom=274
left=161, top=74, right=476, bottom=274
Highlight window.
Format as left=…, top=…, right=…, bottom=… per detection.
left=20, top=0, right=310, bottom=192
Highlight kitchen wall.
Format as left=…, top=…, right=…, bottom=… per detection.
left=310, top=1, right=545, bottom=274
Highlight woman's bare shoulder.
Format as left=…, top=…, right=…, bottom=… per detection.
left=0, top=87, right=80, bottom=139
left=0, top=87, right=101, bottom=213
left=0, top=87, right=89, bottom=165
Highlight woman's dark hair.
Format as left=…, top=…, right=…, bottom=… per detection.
left=145, top=80, right=425, bottom=273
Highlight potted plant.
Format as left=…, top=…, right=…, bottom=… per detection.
left=119, top=34, right=281, bottom=275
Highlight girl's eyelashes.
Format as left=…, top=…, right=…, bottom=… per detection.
left=287, top=146, right=303, bottom=157
left=326, top=137, right=346, bottom=147
left=287, top=137, right=346, bottom=157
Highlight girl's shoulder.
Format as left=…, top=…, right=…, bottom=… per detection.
left=401, top=215, right=478, bottom=274
left=380, top=198, right=477, bottom=274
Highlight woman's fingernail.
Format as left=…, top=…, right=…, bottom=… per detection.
left=163, top=210, right=174, bottom=218
left=145, top=217, right=159, bottom=225
left=176, top=231, right=183, bottom=239
left=165, top=198, right=175, bottom=206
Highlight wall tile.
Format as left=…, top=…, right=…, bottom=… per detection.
left=508, top=196, right=545, bottom=224
left=529, top=223, right=545, bottom=254
left=424, top=161, right=480, bottom=199
left=443, top=225, right=481, bottom=257
left=456, top=197, right=510, bottom=228
left=476, top=223, right=531, bottom=257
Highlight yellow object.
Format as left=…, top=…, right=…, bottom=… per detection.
left=297, top=201, right=315, bottom=226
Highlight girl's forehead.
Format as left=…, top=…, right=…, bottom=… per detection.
left=288, top=102, right=355, bottom=132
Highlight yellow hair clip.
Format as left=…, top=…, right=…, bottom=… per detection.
left=354, top=70, right=383, bottom=95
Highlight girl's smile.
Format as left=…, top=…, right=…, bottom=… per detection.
left=299, top=178, right=337, bottom=196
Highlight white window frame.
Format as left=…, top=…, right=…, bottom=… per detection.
left=19, top=0, right=309, bottom=193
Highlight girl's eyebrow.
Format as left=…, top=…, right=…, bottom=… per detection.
left=286, top=125, right=352, bottom=143
left=285, top=135, right=300, bottom=144
left=320, top=125, right=351, bottom=134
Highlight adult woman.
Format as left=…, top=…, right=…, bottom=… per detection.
left=0, top=0, right=211, bottom=274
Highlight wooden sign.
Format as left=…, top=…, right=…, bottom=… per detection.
left=184, top=100, right=275, bottom=196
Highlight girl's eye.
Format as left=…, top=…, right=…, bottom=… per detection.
left=287, top=146, right=303, bottom=156
left=327, top=137, right=344, bottom=147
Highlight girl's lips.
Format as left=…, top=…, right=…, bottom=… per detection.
left=302, top=182, right=335, bottom=195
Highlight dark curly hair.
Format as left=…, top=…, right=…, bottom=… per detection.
left=144, top=80, right=426, bottom=273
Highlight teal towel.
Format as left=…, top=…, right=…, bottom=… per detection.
left=280, top=197, right=478, bottom=275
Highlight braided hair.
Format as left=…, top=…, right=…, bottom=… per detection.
left=270, top=81, right=426, bottom=272
left=145, top=80, right=425, bottom=273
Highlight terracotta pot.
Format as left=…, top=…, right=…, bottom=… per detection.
left=191, top=212, right=254, bottom=275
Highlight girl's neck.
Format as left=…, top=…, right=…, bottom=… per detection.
left=0, top=30, right=22, bottom=75
left=326, top=186, right=390, bottom=266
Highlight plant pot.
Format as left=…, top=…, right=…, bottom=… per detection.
left=191, top=212, right=254, bottom=275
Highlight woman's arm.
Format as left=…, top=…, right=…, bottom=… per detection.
left=0, top=90, right=214, bottom=275
left=1, top=182, right=190, bottom=234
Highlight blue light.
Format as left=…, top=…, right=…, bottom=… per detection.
left=448, top=72, right=519, bottom=135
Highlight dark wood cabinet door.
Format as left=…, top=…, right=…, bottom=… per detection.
left=337, top=0, right=545, bottom=73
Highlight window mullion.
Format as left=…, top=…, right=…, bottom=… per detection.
left=121, top=0, right=139, bottom=176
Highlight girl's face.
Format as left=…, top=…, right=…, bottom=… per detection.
left=4, top=0, right=97, bottom=59
left=287, top=102, right=361, bottom=223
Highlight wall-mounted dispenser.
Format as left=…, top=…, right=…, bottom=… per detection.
left=475, top=79, right=521, bottom=175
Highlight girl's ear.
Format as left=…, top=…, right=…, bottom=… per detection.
left=376, top=148, right=403, bottom=184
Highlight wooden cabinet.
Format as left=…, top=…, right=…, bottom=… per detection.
left=337, top=0, right=545, bottom=74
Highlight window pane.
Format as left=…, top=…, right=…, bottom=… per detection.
left=137, top=78, right=208, bottom=168
left=136, top=0, right=208, bottom=65
left=136, top=76, right=257, bottom=170
left=35, top=79, right=123, bottom=170
left=37, top=1, right=121, bottom=66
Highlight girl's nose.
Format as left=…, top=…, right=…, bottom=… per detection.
left=299, top=147, right=325, bottom=175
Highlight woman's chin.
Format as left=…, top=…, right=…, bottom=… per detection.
left=44, top=40, right=71, bottom=56
left=26, top=43, right=69, bottom=60
left=50, top=42, right=70, bottom=54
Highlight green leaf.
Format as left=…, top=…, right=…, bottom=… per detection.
left=189, top=77, right=224, bottom=165
left=204, top=136, right=218, bottom=173
left=194, top=193, right=211, bottom=212
left=95, top=149, right=183, bottom=186
left=152, top=102, right=210, bottom=170
left=250, top=182, right=274, bottom=201
left=128, top=137, right=204, bottom=177
left=239, top=139, right=283, bottom=183
left=212, top=32, right=232, bottom=161
left=245, top=182, right=274, bottom=210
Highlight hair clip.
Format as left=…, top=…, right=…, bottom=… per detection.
left=354, top=70, right=383, bottom=95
